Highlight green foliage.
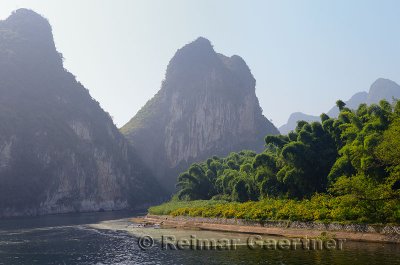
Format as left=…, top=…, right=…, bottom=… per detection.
left=151, top=193, right=399, bottom=224
left=176, top=150, right=258, bottom=201
left=120, top=89, right=165, bottom=133
left=158, top=100, right=400, bottom=224
left=148, top=200, right=228, bottom=216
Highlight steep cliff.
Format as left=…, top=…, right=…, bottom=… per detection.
left=121, top=37, right=279, bottom=191
left=0, top=9, right=163, bottom=217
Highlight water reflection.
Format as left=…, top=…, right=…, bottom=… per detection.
left=0, top=212, right=398, bottom=265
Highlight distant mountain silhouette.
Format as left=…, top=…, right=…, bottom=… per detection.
left=279, top=112, right=321, bottom=135
left=279, top=78, right=400, bottom=134
left=326, top=91, right=368, bottom=117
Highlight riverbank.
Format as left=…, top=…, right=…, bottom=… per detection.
left=131, top=215, right=400, bottom=244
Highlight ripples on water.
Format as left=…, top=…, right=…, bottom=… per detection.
left=0, top=211, right=399, bottom=265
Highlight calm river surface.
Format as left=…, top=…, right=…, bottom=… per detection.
left=0, top=211, right=399, bottom=265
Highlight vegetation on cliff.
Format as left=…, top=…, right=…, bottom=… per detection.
left=121, top=37, right=279, bottom=192
left=0, top=9, right=164, bottom=216
left=150, top=99, right=400, bottom=224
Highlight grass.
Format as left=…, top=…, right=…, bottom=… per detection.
left=148, top=200, right=228, bottom=216
left=148, top=194, right=400, bottom=224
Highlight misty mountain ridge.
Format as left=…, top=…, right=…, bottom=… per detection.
left=1, top=8, right=398, bottom=218
left=279, top=78, right=400, bottom=134
left=0, top=9, right=164, bottom=217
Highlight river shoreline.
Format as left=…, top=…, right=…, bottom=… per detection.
left=131, top=215, right=400, bottom=244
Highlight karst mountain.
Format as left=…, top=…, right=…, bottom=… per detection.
left=0, top=9, right=164, bottom=217
left=121, top=37, right=279, bottom=191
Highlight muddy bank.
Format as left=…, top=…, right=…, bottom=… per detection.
left=131, top=215, right=400, bottom=244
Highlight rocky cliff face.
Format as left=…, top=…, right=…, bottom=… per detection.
left=0, top=9, right=163, bottom=217
left=279, top=78, right=400, bottom=134
left=121, top=37, right=279, bottom=191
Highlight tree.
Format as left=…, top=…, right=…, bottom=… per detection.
left=173, top=99, right=400, bottom=224
left=232, top=179, right=249, bottom=202
left=336, top=100, right=346, bottom=111
left=176, top=164, right=216, bottom=200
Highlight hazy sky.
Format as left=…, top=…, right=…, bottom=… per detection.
left=1, top=0, right=400, bottom=127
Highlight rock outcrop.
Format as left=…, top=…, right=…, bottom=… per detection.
left=0, top=9, right=163, bottom=217
left=121, top=37, right=279, bottom=192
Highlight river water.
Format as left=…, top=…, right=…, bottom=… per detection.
left=0, top=211, right=399, bottom=265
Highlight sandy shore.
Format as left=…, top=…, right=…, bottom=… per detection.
left=130, top=215, right=400, bottom=244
